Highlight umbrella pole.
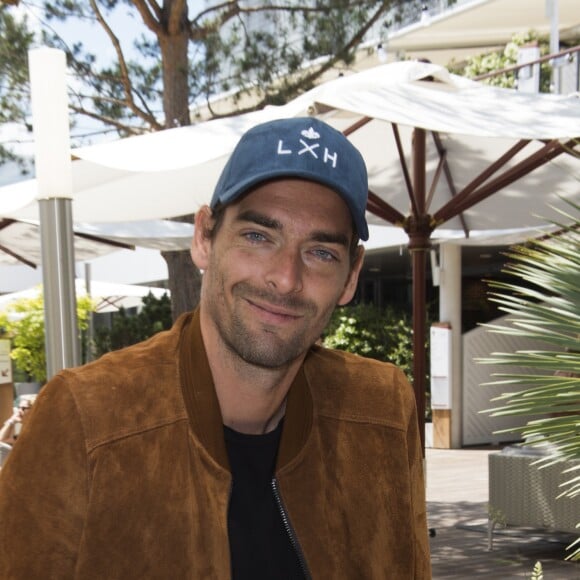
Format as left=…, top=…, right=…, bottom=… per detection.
left=409, top=129, right=436, bottom=537
left=411, top=248, right=427, bottom=453
left=409, top=128, right=431, bottom=456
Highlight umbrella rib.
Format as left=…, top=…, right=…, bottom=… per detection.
left=367, top=191, right=406, bottom=225
left=0, top=243, right=37, bottom=269
left=426, top=147, right=444, bottom=210
left=342, top=118, right=411, bottom=228
left=438, top=139, right=567, bottom=219
left=0, top=218, right=17, bottom=232
left=391, top=123, right=416, bottom=213
left=433, top=139, right=531, bottom=225
left=342, top=116, right=372, bottom=137
left=73, top=232, right=135, bottom=251
left=431, top=132, right=470, bottom=237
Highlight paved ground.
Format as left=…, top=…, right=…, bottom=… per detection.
left=426, top=448, right=579, bottom=579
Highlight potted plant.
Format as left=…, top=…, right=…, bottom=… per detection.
left=480, top=199, right=580, bottom=560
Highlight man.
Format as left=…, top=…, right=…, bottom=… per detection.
left=0, top=394, right=36, bottom=446
left=0, top=118, right=431, bottom=579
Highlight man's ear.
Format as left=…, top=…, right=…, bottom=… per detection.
left=337, top=245, right=365, bottom=306
left=190, top=205, right=213, bottom=270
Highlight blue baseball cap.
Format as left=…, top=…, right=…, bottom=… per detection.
left=210, top=117, right=369, bottom=241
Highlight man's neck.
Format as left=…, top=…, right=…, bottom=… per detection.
left=200, top=316, right=304, bottom=435
left=218, top=386, right=289, bottom=435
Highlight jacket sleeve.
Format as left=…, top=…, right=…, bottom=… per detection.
left=0, top=375, right=88, bottom=579
left=403, top=373, right=432, bottom=580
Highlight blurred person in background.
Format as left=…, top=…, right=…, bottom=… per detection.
left=0, top=394, right=37, bottom=446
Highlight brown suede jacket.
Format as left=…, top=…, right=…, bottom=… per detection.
left=0, top=309, right=431, bottom=579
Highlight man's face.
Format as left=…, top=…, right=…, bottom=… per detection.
left=193, top=179, right=364, bottom=370
left=18, top=401, right=32, bottom=422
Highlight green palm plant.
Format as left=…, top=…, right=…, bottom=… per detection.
left=479, top=198, right=580, bottom=560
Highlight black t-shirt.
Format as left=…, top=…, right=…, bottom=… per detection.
left=224, top=420, right=306, bottom=580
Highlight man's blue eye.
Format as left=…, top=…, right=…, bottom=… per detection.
left=245, top=232, right=266, bottom=242
left=312, top=249, right=336, bottom=261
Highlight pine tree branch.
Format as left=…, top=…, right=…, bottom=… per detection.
left=209, top=0, right=389, bottom=116
left=189, top=0, right=380, bottom=39
left=68, top=103, right=150, bottom=136
left=131, top=0, right=163, bottom=32
left=83, top=0, right=162, bottom=128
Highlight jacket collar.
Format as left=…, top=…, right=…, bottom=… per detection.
left=178, top=308, right=313, bottom=472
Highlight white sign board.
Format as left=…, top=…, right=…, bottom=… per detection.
left=430, top=325, right=452, bottom=409
left=0, top=339, right=12, bottom=385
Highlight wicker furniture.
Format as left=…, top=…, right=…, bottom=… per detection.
left=488, top=447, right=580, bottom=550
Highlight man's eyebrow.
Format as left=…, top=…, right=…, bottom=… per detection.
left=311, top=231, right=350, bottom=248
left=236, top=210, right=282, bottom=231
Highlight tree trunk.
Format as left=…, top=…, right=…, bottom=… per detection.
left=161, top=248, right=202, bottom=321
left=159, top=2, right=191, bottom=128
left=160, top=212, right=201, bottom=321
left=158, top=2, right=199, bottom=319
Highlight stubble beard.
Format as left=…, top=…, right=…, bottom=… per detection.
left=210, top=280, right=334, bottom=369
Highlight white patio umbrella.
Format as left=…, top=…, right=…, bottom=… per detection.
left=302, top=61, right=580, bottom=449
left=2, top=61, right=576, bottom=228
left=0, top=279, right=169, bottom=315
left=0, top=61, right=580, bottom=230
left=1, top=60, right=579, bottom=446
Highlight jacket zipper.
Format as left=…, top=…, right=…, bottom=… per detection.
left=271, top=477, right=312, bottom=580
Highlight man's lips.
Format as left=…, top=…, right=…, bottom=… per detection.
left=233, top=282, right=314, bottom=321
left=246, top=298, right=303, bottom=321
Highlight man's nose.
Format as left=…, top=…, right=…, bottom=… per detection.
left=264, top=247, right=304, bottom=295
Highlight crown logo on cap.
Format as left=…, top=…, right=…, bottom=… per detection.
left=301, top=128, right=320, bottom=140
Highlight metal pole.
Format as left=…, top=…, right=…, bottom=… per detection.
left=85, top=262, right=94, bottom=362
left=39, top=199, right=80, bottom=378
left=29, top=47, right=79, bottom=381
left=410, top=127, right=428, bottom=455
